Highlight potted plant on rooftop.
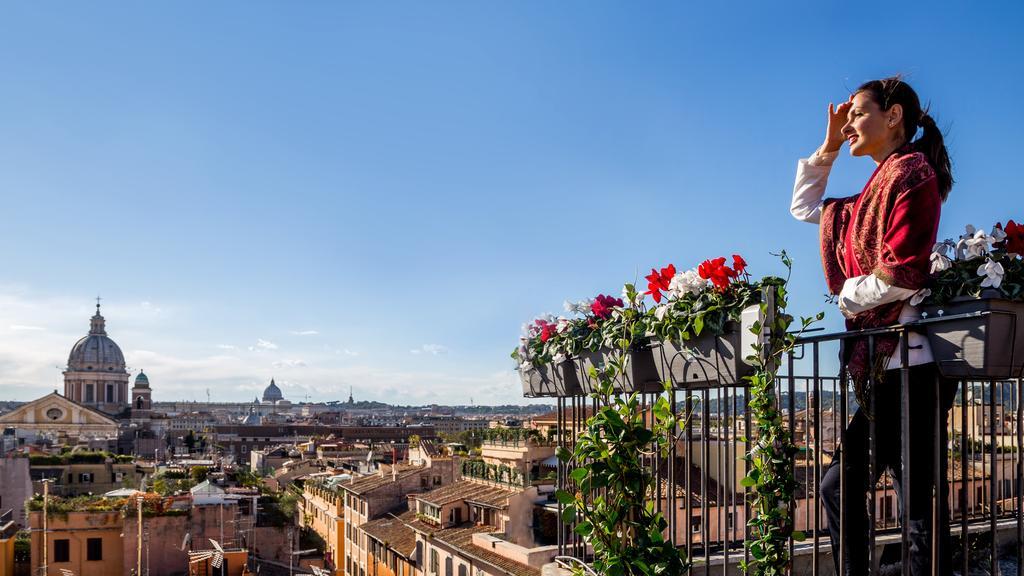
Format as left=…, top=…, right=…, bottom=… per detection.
left=513, top=311, right=587, bottom=397
left=644, top=255, right=762, bottom=388
left=919, top=220, right=1024, bottom=378
left=575, top=291, right=664, bottom=394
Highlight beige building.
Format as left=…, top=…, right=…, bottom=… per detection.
left=0, top=392, right=118, bottom=443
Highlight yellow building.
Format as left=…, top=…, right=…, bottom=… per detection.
left=0, top=511, right=16, bottom=576
left=29, top=507, right=124, bottom=576
left=300, top=479, right=346, bottom=575
left=0, top=392, right=117, bottom=444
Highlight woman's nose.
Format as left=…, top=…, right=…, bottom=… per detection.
left=841, top=121, right=855, bottom=136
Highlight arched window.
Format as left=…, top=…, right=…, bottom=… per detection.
left=458, top=565, right=467, bottom=576
left=445, top=557, right=453, bottom=576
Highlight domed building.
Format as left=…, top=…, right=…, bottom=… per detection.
left=63, top=302, right=130, bottom=416
left=262, top=378, right=284, bottom=403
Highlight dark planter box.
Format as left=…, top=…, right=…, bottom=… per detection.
left=922, top=294, right=1024, bottom=379
left=520, top=359, right=582, bottom=397
left=576, top=344, right=663, bottom=394
left=651, top=321, right=754, bottom=388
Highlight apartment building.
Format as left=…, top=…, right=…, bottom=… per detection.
left=341, top=460, right=460, bottom=576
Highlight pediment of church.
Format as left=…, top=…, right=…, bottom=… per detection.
left=0, top=392, right=117, bottom=427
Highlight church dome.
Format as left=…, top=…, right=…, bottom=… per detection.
left=134, top=370, right=150, bottom=388
left=262, top=378, right=283, bottom=402
left=67, top=305, right=126, bottom=373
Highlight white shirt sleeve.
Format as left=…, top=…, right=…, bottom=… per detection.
left=837, top=274, right=919, bottom=318
left=790, top=149, right=838, bottom=224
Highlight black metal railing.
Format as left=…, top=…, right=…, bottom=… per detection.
left=545, top=311, right=1023, bottom=576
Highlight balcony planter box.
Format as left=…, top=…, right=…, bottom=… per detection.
left=650, top=321, right=754, bottom=388
left=519, top=359, right=582, bottom=397
left=576, top=343, right=663, bottom=394
left=922, top=292, right=1024, bottom=379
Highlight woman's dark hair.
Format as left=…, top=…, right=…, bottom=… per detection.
left=856, top=77, right=953, bottom=201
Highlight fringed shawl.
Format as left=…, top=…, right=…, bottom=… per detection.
left=820, top=147, right=940, bottom=388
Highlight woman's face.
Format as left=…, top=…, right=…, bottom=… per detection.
left=841, top=91, right=902, bottom=158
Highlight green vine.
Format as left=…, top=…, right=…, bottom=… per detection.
left=740, top=254, right=822, bottom=576
left=555, top=358, right=690, bottom=576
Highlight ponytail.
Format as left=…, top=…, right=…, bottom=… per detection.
left=914, top=112, right=953, bottom=201
left=856, top=77, right=954, bottom=201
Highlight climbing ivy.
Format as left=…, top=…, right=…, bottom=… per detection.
left=740, top=255, right=822, bottom=576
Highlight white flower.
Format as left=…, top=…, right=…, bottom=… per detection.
left=521, top=323, right=537, bottom=338
left=539, top=312, right=555, bottom=324
left=563, top=300, right=575, bottom=313
left=909, top=288, right=931, bottom=307
left=955, top=225, right=977, bottom=260
left=992, top=226, right=1007, bottom=243
left=930, top=252, right=952, bottom=274
left=556, top=318, right=571, bottom=334
left=963, top=229, right=995, bottom=261
left=978, top=258, right=1005, bottom=288
left=669, top=268, right=707, bottom=297
left=932, top=240, right=953, bottom=259
left=654, top=304, right=669, bottom=321
left=517, top=340, right=530, bottom=360
left=552, top=353, right=567, bottom=364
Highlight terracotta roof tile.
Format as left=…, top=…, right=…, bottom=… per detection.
left=361, top=510, right=418, bottom=559
left=410, top=480, right=516, bottom=509
left=403, top=518, right=541, bottom=576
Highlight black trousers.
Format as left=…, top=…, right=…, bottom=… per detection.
left=819, top=363, right=957, bottom=576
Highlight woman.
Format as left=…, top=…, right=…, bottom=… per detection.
left=791, top=77, right=955, bottom=576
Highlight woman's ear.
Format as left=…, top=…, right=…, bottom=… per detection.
left=888, top=103, right=904, bottom=129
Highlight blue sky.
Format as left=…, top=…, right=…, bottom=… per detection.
left=1, top=2, right=1021, bottom=404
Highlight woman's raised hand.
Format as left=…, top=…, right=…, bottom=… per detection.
left=822, top=100, right=853, bottom=154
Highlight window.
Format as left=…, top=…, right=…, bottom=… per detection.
left=433, top=475, right=442, bottom=486
left=79, top=473, right=94, bottom=483
left=458, top=565, right=467, bottom=576
left=54, top=539, right=70, bottom=563
left=87, top=537, right=103, bottom=561
left=106, top=384, right=114, bottom=403
left=691, top=516, right=702, bottom=534
left=85, top=384, right=94, bottom=403
left=430, top=549, right=439, bottom=574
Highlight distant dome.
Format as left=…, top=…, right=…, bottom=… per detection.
left=134, top=370, right=150, bottom=388
left=67, top=305, right=126, bottom=373
left=262, top=379, right=283, bottom=402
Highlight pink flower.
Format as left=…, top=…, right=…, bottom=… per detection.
left=590, top=294, right=623, bottom=319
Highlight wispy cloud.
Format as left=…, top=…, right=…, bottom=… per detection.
left=290, top=330, right=319, bottom=336
left=249, top=338, right=278, bottom=351
left=410, top=344, right=448, bottom=356
left=10, top=324, right=45, bottom=331
left=0, top=289, right=538, bottom=406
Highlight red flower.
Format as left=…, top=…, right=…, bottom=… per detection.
left=698, top=257, right=738, bottom=291
left=644, top=263, right=676, bottom=303
left=540, top=323, right=555, bottom=342
left=590, top=294, right=623, bottom=319
left=1001, top=220, right=1024, bottom=255
left=732, top=254, right=747, bottom=275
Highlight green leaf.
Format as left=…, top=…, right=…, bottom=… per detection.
left=569, top=467, right=589, bottom=484
left=554, top=490, right=575, bottom=505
